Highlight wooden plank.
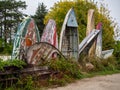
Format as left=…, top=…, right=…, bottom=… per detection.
left=95, top=22, right=102, bottom=58
left=20, top=66, right=48, bottom=73
left=79, top=30, right=100, bottom=55
left=86, top=9, right=95, bottom=57
left=0, top=77, right=17, bottom=82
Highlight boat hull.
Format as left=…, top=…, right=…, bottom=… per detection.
left=12, top=17, right=40, bottom=60
left=59, top=8, right=79, bottom=61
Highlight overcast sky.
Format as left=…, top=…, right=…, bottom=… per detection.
left=20, top=0, right=120, bottom=26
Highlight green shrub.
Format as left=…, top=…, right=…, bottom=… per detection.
left=0, top=38, right=13, bottom=55
left=0, top=59, right=26, bottom=71
left=24, top=76, right=34, bottom=90
left=46, top=58, right=82, bottom=79
left=0, top=43, right=13, bottom=55
left=90, top=57, right=105, bottom=71
left=101, top=56, right=117, bottom=71
left=48, top=77, right=67, bottom=86
left=85, top=56, right=118, bottom=72
left=0, top=38, right=4, bottom=53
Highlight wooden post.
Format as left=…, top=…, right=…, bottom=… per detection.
left=86, top=9, right=95, bottom=57
left=96, top=22, right=102, bottom=58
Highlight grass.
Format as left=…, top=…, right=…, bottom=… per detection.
left=0, top=59, right=26, bottom=71
left=81, top=70, right=120, bottom=79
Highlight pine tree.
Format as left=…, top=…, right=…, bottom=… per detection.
left=0, top=0, right=26, bottom=43
left=33, top=3, right=48, bottom=37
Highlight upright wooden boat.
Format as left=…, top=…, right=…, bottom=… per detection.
left=79, top=29, right=100, bottom=55
left=86, top=9, right=95, bottom=57
left=96, top=22, right=114, bottom=59
left=12, top=17, right=40, bottom=60
left=41, top=19, right=58, bottom=58
left=95, top=22, right=102, bottom=58
left=41, top=19, right=58, bottom=49
left=59, top=8, right=79, bottom=61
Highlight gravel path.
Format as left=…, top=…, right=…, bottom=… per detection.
left=48, top=73, right=120, bottom=90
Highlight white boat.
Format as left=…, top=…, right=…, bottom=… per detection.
left=79, top=29, right=100, bottom=55
left=96, top=22, right=114, bottom=59
left=59, top=8, right=79, bottom=61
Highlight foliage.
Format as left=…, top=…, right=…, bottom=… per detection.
left=0, top=38, right=4, bottom=52
left=3, top=76, right=34, bottom=90
left=0, top=38, right=3, bottom=47
left=24, top=76, right=33, bottom=90
left=36, top=58, right=82, bottom=87
left=83, top=56, right=118, bottom=72
left=0, top=59, right=26, bottom=71
left=116, top=58, right=120, bottom=70
left=48, top=76, right=68, bottom=86
left=0, top=0, right=27, bottom=43
left=113, top=41, right=120, bottom=69
left=114, top=41, right=120, bottom=57
left=44, top=0, right=115, bottom=50
left=46, top=58, right=82, bottom=79
left=0, top=38, right=13, bottom=55
left=33, top=2, right=48, bottom=37
left=1, top=57, right=120, bottom=89
left=8, top=58, right=82, bottom=89
left=16, top=75, right=34, bottom=90
left=0, top=43, right=13, bottom=55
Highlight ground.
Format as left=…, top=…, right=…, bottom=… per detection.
left=48, top=73, right=120, bottom=90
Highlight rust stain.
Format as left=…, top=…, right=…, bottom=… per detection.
left=30, top=48, right=40, bottom=64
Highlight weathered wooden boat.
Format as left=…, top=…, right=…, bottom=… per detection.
left=41, top=19, right=58, bottom=49
left=102, top=49, right=114, bottom=59
left=59, top=8, right=79, bottom=61
left=12, top=17, right=40, bottom=60
left=79, top=29, right=100, bottom=55
left=86, top=9, right=95, bottom=36
left=86, top=9, right=95, bottom=56
left=96, top=22, right=114, bottom=59
left=95, top=22, right=102, bottom=58
left=26, top=42, right=65, bottom=65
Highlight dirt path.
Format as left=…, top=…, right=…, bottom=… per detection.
left=48, top=73, right=120, bottom=90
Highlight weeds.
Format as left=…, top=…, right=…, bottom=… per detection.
left=0, top=59, right=26, bottom=71
left=46, top=58, right=82, bottom=79
left=1, top=56, right=120, bottom=89
left=79, top=56, right=118, bottom=72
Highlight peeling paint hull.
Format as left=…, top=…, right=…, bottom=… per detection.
left=12, top=17, right=40, bottom=60
left=26, top=42, right=65, bottom=65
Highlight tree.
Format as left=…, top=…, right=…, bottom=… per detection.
left=44, top=0, right=115, bottom=50
left=0, top=0, right=26, bottom=43
left=33, top=2, right=48, bottom=37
